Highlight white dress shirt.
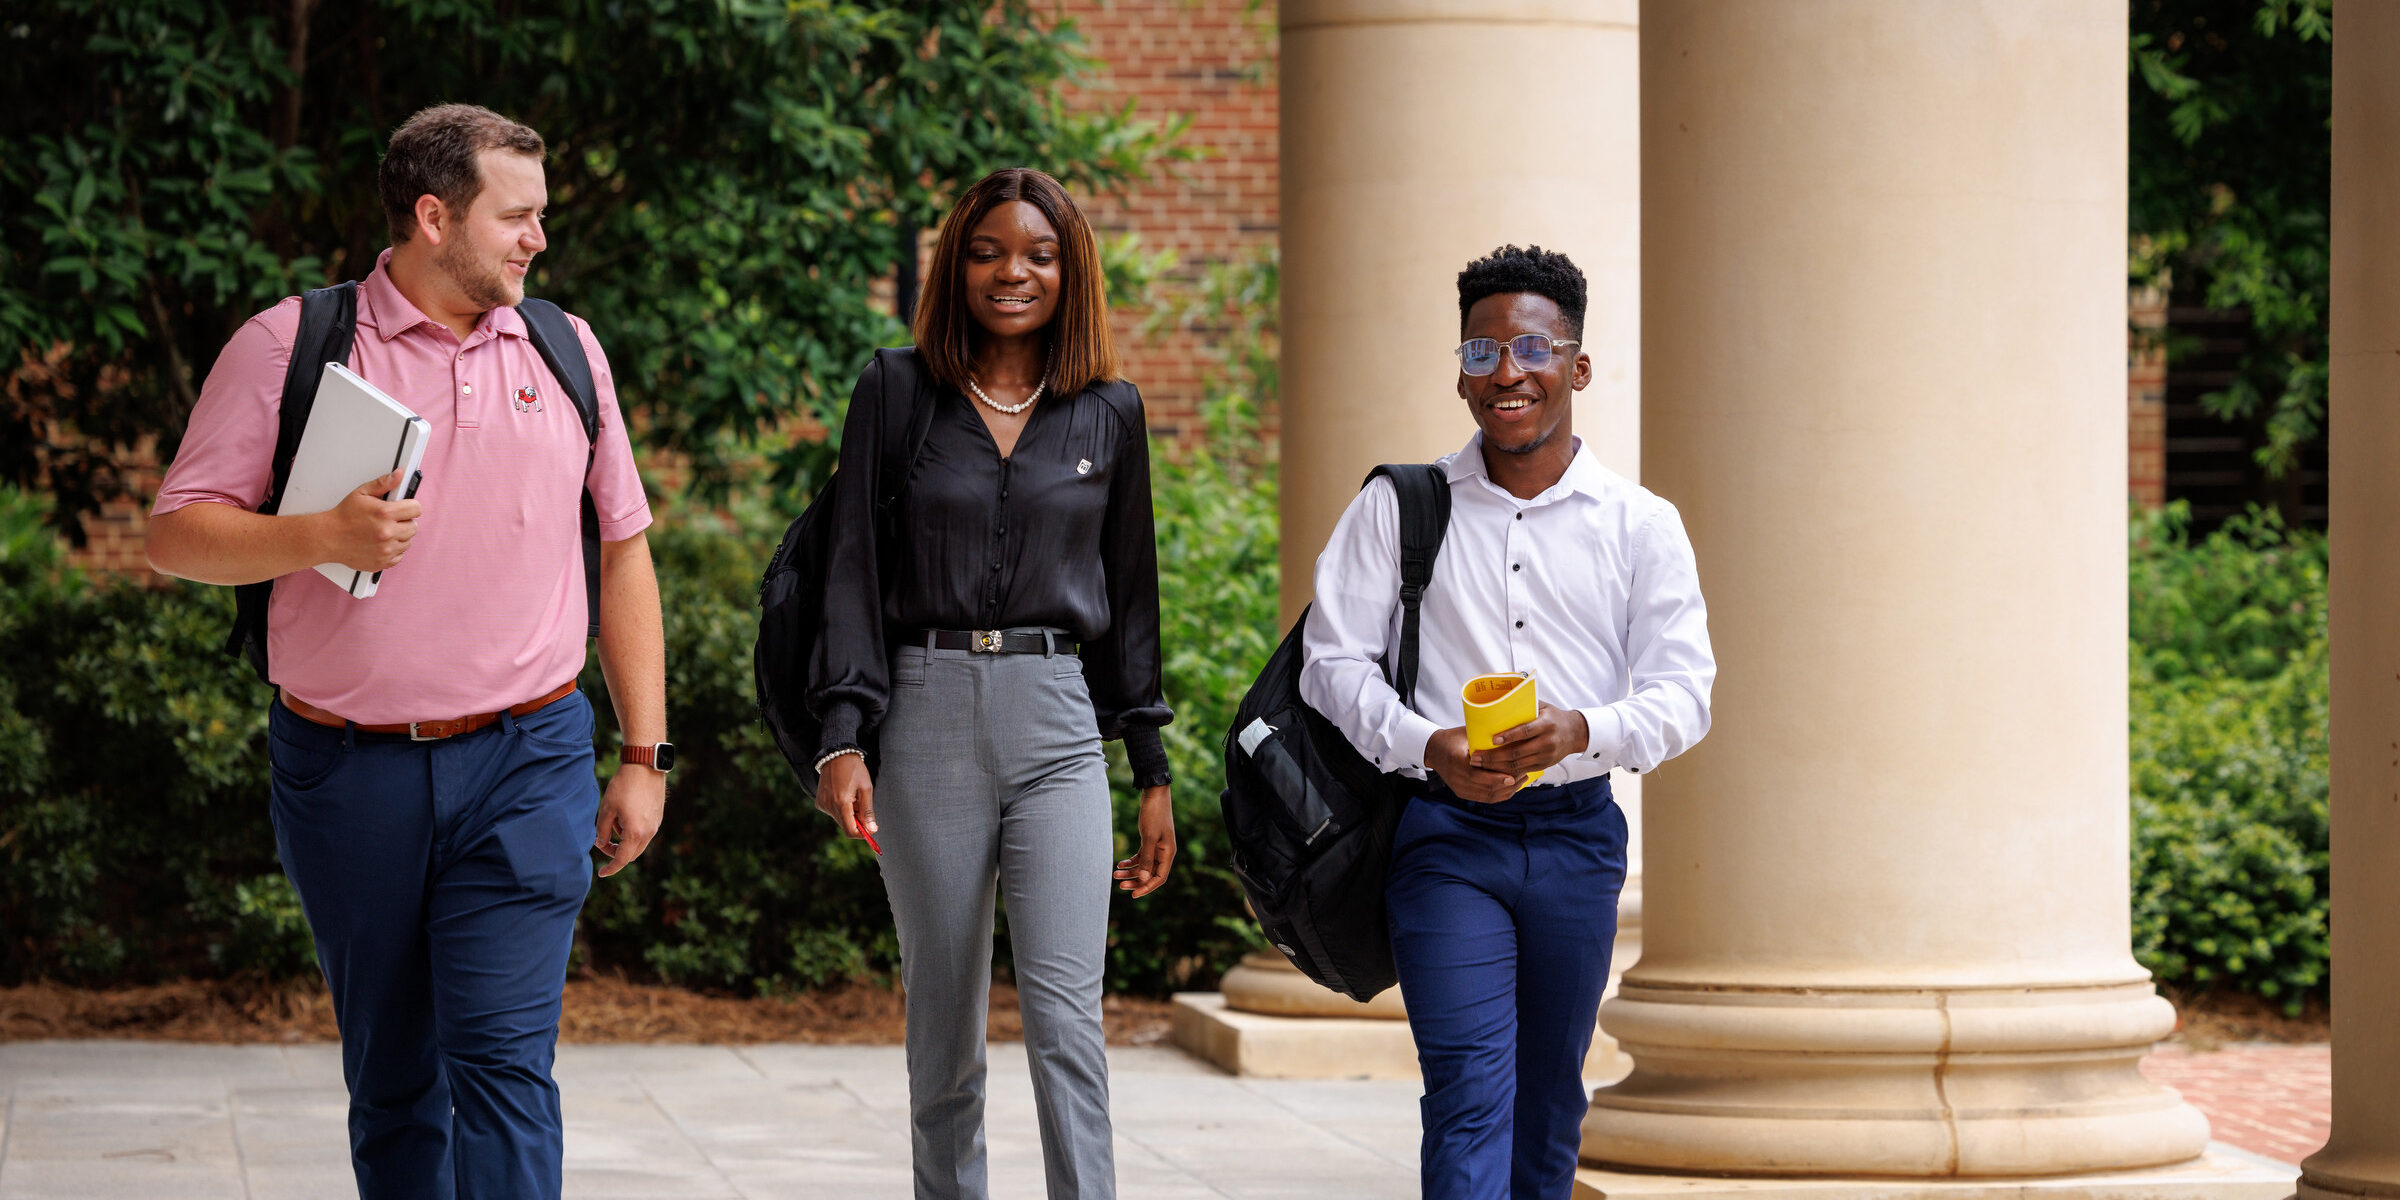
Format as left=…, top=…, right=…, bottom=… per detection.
left=1298, top=433, right=1715, bottom=786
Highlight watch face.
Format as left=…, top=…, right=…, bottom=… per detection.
left=652, top=742, right=676, bottom=773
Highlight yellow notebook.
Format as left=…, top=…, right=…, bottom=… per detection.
left=1461, top=671, right=1543, bottom=788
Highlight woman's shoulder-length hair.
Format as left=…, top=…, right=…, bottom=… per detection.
left=911, top=167, right=1118, bottom=398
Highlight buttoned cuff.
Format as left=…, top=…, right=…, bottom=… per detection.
left=817, top=701, right=865, bottom=760
left=1124, top=726, right=1172, bottom=789
left=1394, top=710, right=1444, bottom=774
left=1579, top=706, right=1627, bottom=770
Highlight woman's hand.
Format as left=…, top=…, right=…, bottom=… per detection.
left=816, top=753, right=878, bottom=842
left=1114, top=785, right=1176, bottom=898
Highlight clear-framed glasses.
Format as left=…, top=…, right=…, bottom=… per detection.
left=1454, top=334, right=1580, bottom=376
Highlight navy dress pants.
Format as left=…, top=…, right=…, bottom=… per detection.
left=267, top=690, right=602, bottom=1200
left=1387, top=774, right=1628, bottom=1200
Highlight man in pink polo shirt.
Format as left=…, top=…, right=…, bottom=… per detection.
left=147, top=104, right=665, bottom=1200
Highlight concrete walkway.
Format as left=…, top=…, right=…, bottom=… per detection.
left=0, top=1040, right=2323, bottom=1198
left=0, top=1040, right=1425, bottom=1199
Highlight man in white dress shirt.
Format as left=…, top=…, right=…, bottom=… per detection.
left=1299, top=245, right=1716, bottom=1199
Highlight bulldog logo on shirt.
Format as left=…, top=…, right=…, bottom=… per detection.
left=512, top=385, right=544, bottom=414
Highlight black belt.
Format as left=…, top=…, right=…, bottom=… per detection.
left=908, top=627, right=1079, bottom=656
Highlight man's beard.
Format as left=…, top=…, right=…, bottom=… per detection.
left=437, top=237, right=520, bottom=310
left=1489, top=420, right=1561, bottom=456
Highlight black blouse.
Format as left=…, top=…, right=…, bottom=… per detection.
left=809, top=350, right=1174, bottom=787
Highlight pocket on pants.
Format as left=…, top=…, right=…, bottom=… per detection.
left=268, top=718, right=346, bottom=793
left=891, top=648, right=928, bottom=689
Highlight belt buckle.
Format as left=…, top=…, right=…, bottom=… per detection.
left=973, top=630, right=1003, bottom=653
left=409, top=721, right=437, bottom=742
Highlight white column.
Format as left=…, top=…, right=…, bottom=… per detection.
left=1583, top=0, right=2207, bottom=1175
left=2298, top=9, right=2400, bottom=1198
left=1280, top=0, right=1640, bottom=626
left=1260, top=0, right=1645, bottom=1051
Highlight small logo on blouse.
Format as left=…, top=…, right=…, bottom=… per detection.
left=1076, top=458, right=1092, bottom=475
left=512, top=385, right=544, bottom=414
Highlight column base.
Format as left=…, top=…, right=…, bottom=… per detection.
left=1574, top=1145, right=2296, bottom=1199
left=2299, top=1159, right=2400, bottom=1199
left=1585, top=979, right=2210, bottom=1176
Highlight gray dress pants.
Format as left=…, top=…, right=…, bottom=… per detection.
left=875, top=641, right=1117, bottom=1200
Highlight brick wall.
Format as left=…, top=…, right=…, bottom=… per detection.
left=56, top=442, right=159, bottom=576
left=1054, top=0, right=1278, bottom=443
left=2129, top=286, right=2168, bottom=510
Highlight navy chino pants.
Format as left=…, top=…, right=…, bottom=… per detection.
left=267, top=689, right=602, bottom=1200
left=1387, top=774, right=1628, bottom=1200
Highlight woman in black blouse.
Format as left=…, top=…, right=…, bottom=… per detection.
left=809, top=167, right=1173, bottom=1200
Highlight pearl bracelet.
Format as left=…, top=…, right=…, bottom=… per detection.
left=813, top=746, right=865, bottom=774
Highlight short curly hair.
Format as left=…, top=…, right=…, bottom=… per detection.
left=1457, top=244, right=1587, bottom=337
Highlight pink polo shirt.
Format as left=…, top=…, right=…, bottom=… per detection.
left=154, top=251, right=653, bottom=723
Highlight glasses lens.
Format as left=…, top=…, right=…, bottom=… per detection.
left=1458, top=338, right=1501, bottom=375
left=1510, top=334, right=1556, bottom=370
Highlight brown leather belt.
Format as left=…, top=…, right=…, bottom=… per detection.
left=280, top=680, right=579, bottom=741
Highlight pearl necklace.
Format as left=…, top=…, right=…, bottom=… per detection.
left=967, top=374, right=1045, bottom=416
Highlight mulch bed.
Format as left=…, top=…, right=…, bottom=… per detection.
left=2162, top=985, right=2330, bottom=1049
left=0, top=975, right=2313, bottom=1051
left=0, top=973, right=1178, bottom=1047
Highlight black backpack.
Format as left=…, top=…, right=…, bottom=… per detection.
left=1219, top=463, right=1451, bottom=1002
left=222, top=281, right=604, bottom=682
left=753, top=348, right=937, bottom=797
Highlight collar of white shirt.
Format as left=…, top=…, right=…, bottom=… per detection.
left=1441, top=431, right=1615, bottom=510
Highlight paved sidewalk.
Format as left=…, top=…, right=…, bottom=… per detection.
left=0, top=1040, right=2331, bottom=1198
left=0, top=1041, right=1424, bottom=1199
left=2144, top=1043, right=2332, bottom=1166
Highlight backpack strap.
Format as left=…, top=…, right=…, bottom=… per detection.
left=1363, top=463, right=1453, bottom=706
left=874, top=349, right=938, bottom=524
left=225, top=281, right=359, bottom=679
left=515, top=297, right=603, bottom=639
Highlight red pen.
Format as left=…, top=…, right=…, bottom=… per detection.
left=862, top=826, right=883, bottom=856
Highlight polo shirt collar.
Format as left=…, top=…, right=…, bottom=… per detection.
left=356, top=247, right=526, bottom=344
left=1446, top=431, right=1608, bottom=506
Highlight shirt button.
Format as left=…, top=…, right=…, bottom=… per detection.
left=1515, top=620, right=1526, bottom=629
left=1514, top=513, right=1523, bottom=521
left=461, top=384, right=473, bottom=395
left=1512, top=563, right=1521, bottom=572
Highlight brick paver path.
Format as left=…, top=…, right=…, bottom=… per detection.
left=2143, top=1043, right=2331, bottom=1165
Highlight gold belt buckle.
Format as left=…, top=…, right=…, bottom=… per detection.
left=973, top=630, right=1004, bottom=653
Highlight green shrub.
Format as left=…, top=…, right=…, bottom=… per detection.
left=2128, top=503, right=2329, bottom=1009
left=0, top=256, right=1285, bottom=998
left=0, top=496, right=299, bottom=983
left=573, top=497, right=898, bottom=993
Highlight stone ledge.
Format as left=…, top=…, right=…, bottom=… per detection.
left=1171, top=992, right=1637, bottom=1083
left=1170, top=992, right=1422, bottom=1080
left=1573, top=1145, right=2297, bottom=1200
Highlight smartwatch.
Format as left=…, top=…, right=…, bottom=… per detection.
left=622, top=742, right=676, bottom=773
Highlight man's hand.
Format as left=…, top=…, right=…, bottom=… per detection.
left=1427, top=703, right=1591, bottom=804
left=1473, top=702, right=1590, bottom=778
left=594, top=763, right=666, bottom=878
left=315, top=470, right=422, bottom=573
left=817, top=753, right=877, bottom=842
left=1426, top=727, right=1525, bottom=804
left=1114, top=785, right=1177, bottom=898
